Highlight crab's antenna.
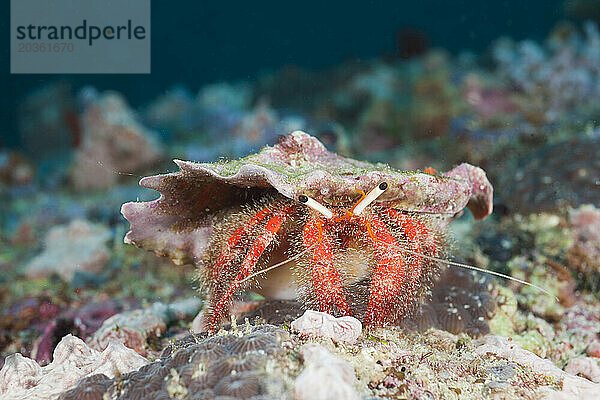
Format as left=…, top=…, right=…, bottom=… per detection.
left=382, top=242, right=558, bottom=301
left=298, top=195, right=333, bottom=219
left=81, top=157, right=140, bottom=177
left=236, top=242, right=319, bottom=284
left=235, top=221, right=557, bottom=301
left=353, top=182, right=388, bottom=215
left=97, top=160, right=138, bottom=177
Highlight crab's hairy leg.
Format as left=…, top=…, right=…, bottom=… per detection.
left=381, top=209, right=424, bottom=280
left=206, top=206, right=292, bottom=332
left=384, top=208, right=438, bottom=257
left=380, top=209, right=425, bottom=321
left=210, top=205, right=274, bottom=281
left=303, top=214, right=350, bottom=315
left=363, top=214, right=409, bottom=326
left=382, top=210, right=559, bottom=301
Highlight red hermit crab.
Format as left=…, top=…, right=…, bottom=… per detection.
left=121, top=131, right=493, bottom=331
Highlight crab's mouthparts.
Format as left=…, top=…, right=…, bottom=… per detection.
left=299, top=182, right=389, bottom=218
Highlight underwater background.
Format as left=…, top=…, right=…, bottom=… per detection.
left=0, top=0, right=569, bottom=146
left=2, top=1, right=600, bottom=399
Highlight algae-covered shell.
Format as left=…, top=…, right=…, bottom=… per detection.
left=121, top=131, right=493, bottom=265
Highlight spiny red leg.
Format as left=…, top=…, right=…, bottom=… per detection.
left=385, top=209, right=437, bottom=258
left=303, top=215, right=350, bottom=315
left=206, top=206, right=292, bottom=332
left=383, top=209, right=425, bottom=283
left=379, top=210, right=427, bottom=326
left=363, top=214, right=408, bottom=326
left=210, top=206, right=274, bottom=281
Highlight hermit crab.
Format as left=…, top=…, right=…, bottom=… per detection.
left=121, top=131, right=495, bottom=331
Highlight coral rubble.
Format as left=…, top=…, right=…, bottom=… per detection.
left=291, top=310, right=362, bottom=344
left=294, top=343, right=359, bottom=400
left=58, top=324, right=291, bottom=400
left=24, top=219, right=111, bottom=281
left=90, top=299, right=201, bottom=356
left=0, top=335, right=147, bottom=400
left=70, top=91, right=164, bottom=191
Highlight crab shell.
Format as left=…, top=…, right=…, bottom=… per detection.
left=121, top=131, right=493, bottom=279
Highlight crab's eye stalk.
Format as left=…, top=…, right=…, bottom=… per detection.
left=353, top=182, right=389, bottom=215
left=298, top=194, right=333, bottom=219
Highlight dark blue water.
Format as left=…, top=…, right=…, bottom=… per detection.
left=0, top=0, right=570, bottom=147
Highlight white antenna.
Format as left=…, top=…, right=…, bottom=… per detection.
left=94, top=159, right=138, bottom=177
left=353, top=182, right=388, bottom=215
left=298, top=195, right=333, bottom=219
left=236, top=242, right=318, bottom=284
left=378, top=241, right=558, bottom=301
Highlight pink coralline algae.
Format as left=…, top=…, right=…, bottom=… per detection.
left=0, top=334, right=147, bottom=400
left=70, top=91, right=164, bottom=190
left=32, top=300, right=120, bottom=363
left=565, top=356, right=600, bottom=383
left=569, top=205, right=600, bottom=246
left=89, top=307, right=166, bottom=356
left=587, top=341, right=600, bottom=358
left=462, top=74, right=518, bottom=120
left=292, top=310, right=363, bottom=344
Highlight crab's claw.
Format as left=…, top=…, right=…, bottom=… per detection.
left=445, top=163, right=493, bottom=220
